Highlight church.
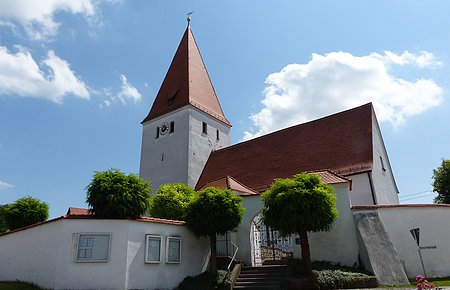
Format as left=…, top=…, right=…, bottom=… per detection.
left=1, top=22, right=450, bottom=289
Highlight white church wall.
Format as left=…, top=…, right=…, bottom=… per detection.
left=232, top=194, right=263, bottom=266
left=371, top=112, right=400, bottom=205
left=0, top=218, right=210, bottom=290
left=140, top=107, right=190, bottom=193
left=293, top=183, right=360, bottom=267
left=188, top=107, right=231, bottom=188
left=374, top=206, right=450, bottom=278
left=347, top=172, right=375, bottom=205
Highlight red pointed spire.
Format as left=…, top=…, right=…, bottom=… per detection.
left=142, top=26, right=231, bottom=126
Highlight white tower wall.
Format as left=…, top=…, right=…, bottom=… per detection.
left=139, top=105, right=231, bottom=193
left=188, top=107, right=231, bottom=187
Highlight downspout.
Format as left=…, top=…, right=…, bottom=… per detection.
left=367, top=172, right=377, bottom=205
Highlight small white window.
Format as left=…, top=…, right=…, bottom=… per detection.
left=76, top=233, right=111, bottom=262
left=166, top=236, right=181, bottom=263
left=145, top=235, right=162, bottom=263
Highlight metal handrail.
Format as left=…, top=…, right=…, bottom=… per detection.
left=227, top=241, right=238, bottom=272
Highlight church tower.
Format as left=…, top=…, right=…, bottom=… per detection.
left=139, top=23, right=231, bottom=192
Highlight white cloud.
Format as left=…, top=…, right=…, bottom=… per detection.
left=243, top=51, right=443, bottom=140
left=117, top=74, right=142, bottom=104
left=0, top=0, right=96, bottom=40
left=99, top=74, right=142, bottom=108
left=0, top=45, right=90, bottom=103
left=0, top=181, right=14, bottom=189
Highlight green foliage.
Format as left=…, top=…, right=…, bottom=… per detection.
left=85, top=168, right=151, bottom=218
left=175, top=270, right=231, bottom=290
left=150, top=183, right=196, bottom=220
left=0, top=204, right=9, bottom=234
left=0, top=281, right=43, bottom=290
left=261, top=173, right=338, bottom=236
left=185, top=187, right=245, bottom=238
left=433, top=159, right=450, bottom=204
left=3, top=196, right=49, bottom=231
left=312, top=269, right=377, bottom=289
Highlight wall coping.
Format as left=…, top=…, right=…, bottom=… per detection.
left=352, top=204, right=450, bottom=210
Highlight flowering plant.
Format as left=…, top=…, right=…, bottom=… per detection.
left=416, top=275, right=434, bottom=289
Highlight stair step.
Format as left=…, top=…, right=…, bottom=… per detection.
left=234, top=286, right=280, bottom=289
left=240, top=269, right=285, bottom=273
left=233, top=286, right=281, bottom=290
left=235, top=282, right=281, bottom=287
left=233, top=266, right=285, bottom=290
left=237, top=276, right=281, bottom=282
left=238, top=274, right=284, bottom=279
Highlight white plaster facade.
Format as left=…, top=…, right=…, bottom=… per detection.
left=139, top=105, right=230, bottom=192
left=0, top=218, right=209, bottom=290
left=292, top=183, right=360, bottom=267
left=226, top=182, right=359, bottom=268
left=354, top=205, right=450, bottom=279
left=346, top=110, right=400, bottom=206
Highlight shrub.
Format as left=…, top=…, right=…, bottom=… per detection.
left=150, top=183, right=196, bottom=220
left=3, top=196, right=49, bottom=231
left=175, top=270, right=231, bottom=290
left=185, top=187, right=245, bottom=273
left=312, top=270, right=377, bottom=289
left=86, top=168, right=151, bottom=218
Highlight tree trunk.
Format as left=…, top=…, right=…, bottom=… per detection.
left=210, top=234, right=217, bottom=273
left=299, top=229, right=312, bottom=276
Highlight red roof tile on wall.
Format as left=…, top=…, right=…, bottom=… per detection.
left=142, top=27, right=230, bottom=126
left=196, top=103, right=374, bottom=192
left=199, top=175, right=260, bottom=196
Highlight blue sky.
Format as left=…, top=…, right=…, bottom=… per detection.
left=0, top=0, right=449, bottom=217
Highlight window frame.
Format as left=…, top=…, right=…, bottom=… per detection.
left=75, top=233, right=112, bottom=263
left=145, top=234, right=163, bottom=264
left=156, top=126, right=160, bottom=139
left=216, top=129, right=220, bottom=140
left=166, top=236, right=182, bottom=264
left=170, top=121, right=174, bottom=133
left=202, top=122, right=207, bottom=134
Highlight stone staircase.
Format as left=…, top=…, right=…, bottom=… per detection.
left=233, top=265, right=286, bottom=289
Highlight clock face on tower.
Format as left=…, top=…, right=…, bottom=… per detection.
left=160, top=122, right=169, bottom=135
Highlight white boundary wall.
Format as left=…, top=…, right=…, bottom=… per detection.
left=354, top=205, right=450, bottom=278
left=0, top=218, right=209, bottom=290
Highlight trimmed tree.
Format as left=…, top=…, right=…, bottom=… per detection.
left=261, top=173, right=338, bottom=276
left=150, top=183, right=196, bottom=221
left=3, top=196, right=49, bottom=231
left=433, top=159, right=450, bottom=204
left=86, top=168, right=151, bottom=218
left=185, top=187, right=245, bottom=273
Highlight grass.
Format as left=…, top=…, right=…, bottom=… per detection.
left=376, top=277, right=450, bottom=288
left=0, top=282, right=42, bottom=290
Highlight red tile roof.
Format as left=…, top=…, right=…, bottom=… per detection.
left=196, top=103, right=374, bottom=192
left=199, top=175, right=260, bottom=196
left=67, top=207, right=91, bottom=215
left=142, top=26, right=231, bottom=126
left=199, top=171, right=349, bottom=196
left=313, top=170, right=351, bottom=185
